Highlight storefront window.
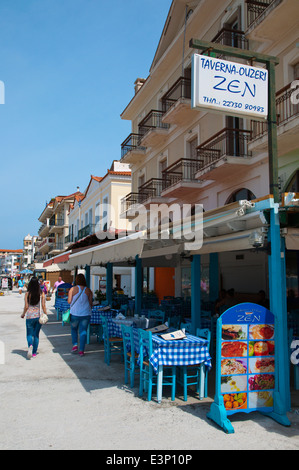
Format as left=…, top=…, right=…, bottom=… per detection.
left=181, top=265, right=210, bottom=300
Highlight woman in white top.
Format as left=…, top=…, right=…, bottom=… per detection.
left=68, top=273, right=93, bottom=357
left=21, top=277, right=47, bottom=359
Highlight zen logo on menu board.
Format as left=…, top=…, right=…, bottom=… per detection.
left=192, top=54, right=268, bottom=120
left=220, top=303, right=275, bottom=415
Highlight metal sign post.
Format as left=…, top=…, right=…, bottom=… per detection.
left=189, top=39, right=290, bottom=430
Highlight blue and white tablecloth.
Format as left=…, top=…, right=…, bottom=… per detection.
left=130, top=329, right=211, bottom=374
left=150, top=334, right=212, bottom=374
left=55, top=297, right=69, bottom=312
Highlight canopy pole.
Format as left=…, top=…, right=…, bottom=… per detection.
left=191, top=254, right=201, bottom=334
left=267, top=207, right=290, bottom=426
left=106, top=263, right=113, bottom=306
left=135, top=256, right=142, bottom=315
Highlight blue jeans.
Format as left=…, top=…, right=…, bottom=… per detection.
left=70, top=315, right=90, bottom=352
left=26, top=318, right=42, bottom=354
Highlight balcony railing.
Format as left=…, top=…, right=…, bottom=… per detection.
left=250, top=80, right=299, bottom=140
left=77, top=224, right=96, bottom=241
left=49, top=242, right=64, bottom=252
left=138, top=178, right=165, bottom=203
left=161, top=77, right=191, bottom=114
left=39, top=237, right=55, bottom=249
left=38, top=223, right=46, bottom=234
left=138, top=110, right=169, bottom=137
left=121, top=133, right=146, bottom=159
left=162, top=158, right=203, bottom=191
left=196, top=128, right=252, bottom=168
left=246, top=0, right=278, bottom=29
left=212, top=27, right=249, bottom=50
left=121, top=192, right=141, bottom=214
left=49, top=216, right=65, bottom=227
left=65, top=233, right=74, bottom=244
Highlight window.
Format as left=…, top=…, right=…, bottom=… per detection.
left=226, top=188, right=256, bottom=204
left=159, top=158, right=167, bottom=178
left=286, top=170, right=299, bottom=192
left=188, top=136, right=198, bottom=159
left=293, top=61, right=299, bottom=80
left=138, top=174, right=145, bottom=189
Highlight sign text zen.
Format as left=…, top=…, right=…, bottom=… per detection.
left=192, top=54, right=268, bottom=120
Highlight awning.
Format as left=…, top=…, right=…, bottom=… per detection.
left=68, top=198, right=273, bottom=267
left=43, top=251, right=72, bottom=272
left=68, top=231, right=146, bottom=268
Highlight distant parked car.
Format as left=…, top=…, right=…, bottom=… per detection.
left=0, top=276, right=13, bottom=290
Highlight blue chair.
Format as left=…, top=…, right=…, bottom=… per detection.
left=87, top=323, right=102, bottom=345
left=148, top=310, right=165, bottom=324
left=177, top=328, right=211, bottom=401
left=101, top=316, right=123, bottom=365
left=167, top=315, right=181, bottom=329
left=119, top=304, right=128, bottom=316
left=138, top=329, right=176, bottom=402
left=180, top=322, right=192, bottom=334
left=121, top=324, right=138, bottom=387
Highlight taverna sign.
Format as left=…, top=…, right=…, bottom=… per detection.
left=192, top=54, right=268, bottom=120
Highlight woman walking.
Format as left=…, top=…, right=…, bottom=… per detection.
left=21, top=277, right=47, bottom=359
left=68, top=273, right=93, bottom=357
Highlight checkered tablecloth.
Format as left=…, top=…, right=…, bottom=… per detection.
left=150, top=333, right=212, bottom=374
left=130, top=329, right=212, bottom=374
left=55, top=298, right=69, bottom=312
left=90, top=308, right=118, bottom=324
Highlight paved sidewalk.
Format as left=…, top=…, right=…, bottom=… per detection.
left=0, top=289, right=298, bottom=450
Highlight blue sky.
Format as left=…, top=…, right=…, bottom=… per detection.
left=0, top=0, right=172, bottom=249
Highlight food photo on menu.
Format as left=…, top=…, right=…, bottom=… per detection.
left=220, top=321, right=275, bottom=413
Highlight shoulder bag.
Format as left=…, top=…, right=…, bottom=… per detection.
left=62, top=287, right=85, bottom=324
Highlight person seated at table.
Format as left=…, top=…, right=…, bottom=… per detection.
left=68, top=274, right=93, bottom=357
left=215, top=288, right=236, bottom=314
left=257, top=289, right=269, bottom=309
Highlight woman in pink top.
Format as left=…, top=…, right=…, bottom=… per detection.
left=21, top=277, right=47, bottom=359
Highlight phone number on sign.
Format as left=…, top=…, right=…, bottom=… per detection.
left=202, top=96, right=264, bottom=113
left=223, top=100, right=264, bottom=113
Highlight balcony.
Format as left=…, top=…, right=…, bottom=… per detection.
left=121, top=133, right=146, bottom=164
left=138, top=110, right=170, bottom=147
left=161, top=158, right=204, bottom=201
left=64, top=233, right=75, bottom=246
left=249, top=80, right=299, bottom=154
left=48, top=242, right=64, bottom=255
left=38, top=223, right=50, bottom=237
left=39, top=237, right=55, bottom=254
left=212, top=27, right=249, bottom=51
left=138, top=178, right=173, bottom=206
left=246, top=0, right=297, bottom=43
left=246, top=0, right=280, bottom=29
left=77, top=223, right=96, bottom=241
left=49, top=216, right=65, bottom=233
left=195, top=128, right=252, bottom=180
left=120, top=180, right=173, bottom=219
left=161, top=77, right=196, bottom=125
left=120, top=192, right=142, bottom=219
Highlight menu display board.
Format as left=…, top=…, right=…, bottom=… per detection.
left=220, top=303, right=275, bottom=415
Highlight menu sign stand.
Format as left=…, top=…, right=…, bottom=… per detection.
left=207, top=303, right=278, bottom=434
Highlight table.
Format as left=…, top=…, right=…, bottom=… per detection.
left=152, top=334, right=211, bottom=403
left=130, top=329, right=211, bottom=402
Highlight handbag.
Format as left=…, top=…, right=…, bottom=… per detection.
left=39, top=300, right=49, bottom=325
left=62, top=287, right=85, bottom=324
